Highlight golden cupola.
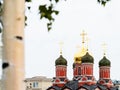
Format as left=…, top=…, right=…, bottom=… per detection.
left=74, top=31, right=87, bottom=64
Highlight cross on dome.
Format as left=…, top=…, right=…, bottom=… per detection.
left=102, top=43, right=107, bottom=56
left=80, top=30, right=87, bottom=44
left=59, top=41, right=64, bottom=55
left=86, top=36, right=90, bottom=52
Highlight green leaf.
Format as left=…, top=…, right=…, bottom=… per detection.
left=38, top=0, right=66, bottom=31
left=97, top=0, right=100, bottom=3
left=53, top=10, right=59, bottom=15
left=47, top=22, right=52, bottom=27
left=97, top=0, right=110, bottom=6
left=101, top=1, right=106, bottom=6
left=39, top=5, right=47, bottom=12
left=39, top=5, right=47, bottom=19
left=48, top=27, right=51, bottom=31
left=47, top=22, right=52, bottom=31
left=25, top=0, right=32, bottom=2
left=39, top=4, right=55, bottom=21
left=55, top=0, right=59, bottom=3
left=48, top=26, right=52, bottom=31
left=25, top=16, right=27, bottom=21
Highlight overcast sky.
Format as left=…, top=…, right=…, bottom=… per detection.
left=24, top=0, right=120, bottom=80
left=1, top=0, right=120, bottom=80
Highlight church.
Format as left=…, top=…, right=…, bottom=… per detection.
left=47, top=31, right=118, bottom=90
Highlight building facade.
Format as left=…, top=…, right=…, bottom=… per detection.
left=47, top=31, right=118, bottom=90
left=113, top=80, right=120, bottom=90
left=24, top=76, right=52, bottom=90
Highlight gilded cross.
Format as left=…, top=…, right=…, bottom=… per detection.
left=102, top=43, right=107, bottom=56
left=59, top=41, right=64, bottom=55
left=80, top=30, right=87, bottom=44
left=86, top=37, right=90, bottom=51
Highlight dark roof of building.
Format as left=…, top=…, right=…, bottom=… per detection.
left=110, top=87, right=119, bottom=90
left=61, top=85, right=72, bottom=90
left=47, top=81, right=118, bottom=90
left=47, top=86, right=61, bottom=90
left=77, top=84, right=90, bottom=90
left=65, top=80, right=78, bottom=90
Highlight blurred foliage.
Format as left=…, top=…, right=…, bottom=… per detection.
left=39, top=4, right=59, bottom=31
left=97, top=0, right=111, bottom=6
left=25, top=0, right=32, bottom=2
left=0, top=0, right=111, bottom=32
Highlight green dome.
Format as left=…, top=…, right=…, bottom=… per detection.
left=55, top=55, right=67, bottom=66
left=81, top=52, right=94, bottom=63
left=99, top=56, right=111, bottom=67
left=73, top=63, right=75, bottom=68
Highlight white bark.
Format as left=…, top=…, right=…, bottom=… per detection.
left=2, top=0, right=25, bottom=90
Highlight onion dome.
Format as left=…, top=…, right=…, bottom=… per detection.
left=74, top=31, right=88, bottom=64
left=73, top=63, right=75, bottom=68
left=74, top=47, right=87, bottom=64
left=99, top=56, right=111, bottom=67
left=81, top=52, right=94, bottom=63
left=55, top=55, right=67, bottom=66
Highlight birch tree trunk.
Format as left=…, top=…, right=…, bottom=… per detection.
left=2, top=0, right=25, bottom=90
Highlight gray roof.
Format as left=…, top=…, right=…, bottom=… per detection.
left=25, top=76, right=52, bottom=82
left=47, top=86, right=61, bottom=90
left=65, top=80, right=78, bottom=90
left=47, top=80, right=119, bottom=90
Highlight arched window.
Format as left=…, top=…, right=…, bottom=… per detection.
left=49, top=89, right=55, bottom=90
left=63, top=89, right=71, bottom=90
left=78, top=67, right=81, bottom=75
left=78, top=87, right=87, bottom=90
left=95, top=87, right=101, bottom=90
